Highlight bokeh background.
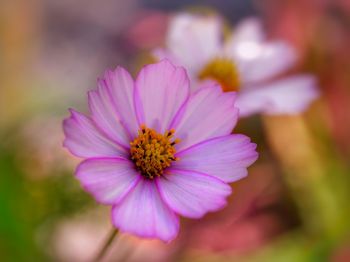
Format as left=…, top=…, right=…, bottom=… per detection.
left=1, top=0, right=350, bottom=261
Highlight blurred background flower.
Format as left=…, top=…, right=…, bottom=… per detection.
left=0, top=0, right=349, bottom=261
left=153, top=14, right=319, bottom=117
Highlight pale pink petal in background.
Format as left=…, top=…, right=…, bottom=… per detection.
left=164, top=14, right=222, bottom=72
left=236, top=75, right=319, bottom=116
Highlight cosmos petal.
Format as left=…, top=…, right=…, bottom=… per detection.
left=225, top=17, right=265, bottom=49
left=152, top=48, right=183, bottom=67
left=223, top=18, right=297, bottom=83
left=112, top=178, right=179, bottom=242
left=171, top=84, right=238, bottom=151
left=103, top=67, right=139, bottom=138
left=236, top=41, right=297, bottom=84
left=76, top=158, right=140, bottom=205
left=63, top=109, right=127, bottom=158
left=134, top=60, right=189, bottom=133
left=157, top=169, right=231, bottom=218
left=173, top=135, right=258, bottom=183
left=236, top=75, right=319, bottom=117
left=88, top=82, right=130, bottom=148
left=162, top=14, right=222, bottom=72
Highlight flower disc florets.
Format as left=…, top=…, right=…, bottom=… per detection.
left=198, top=57, right=240, bottom=92
left=130, top=125, right=180, bottom=179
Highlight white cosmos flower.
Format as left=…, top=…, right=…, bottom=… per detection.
left=154, top=14, right=319, bottom=117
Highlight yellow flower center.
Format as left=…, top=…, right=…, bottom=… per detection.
left=198, top=57, right=240, bottom=92
left=130, top=125, right=180, bottom=179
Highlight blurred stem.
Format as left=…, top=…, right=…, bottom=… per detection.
left=94, top=228, right=118, bottom=262
left=262, top=115, right=339, bottom=238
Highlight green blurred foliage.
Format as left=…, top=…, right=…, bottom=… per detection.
left=0, top=142, right=93, bottom=261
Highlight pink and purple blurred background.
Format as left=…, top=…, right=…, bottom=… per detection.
left=0, top=0, right=349, bottom=261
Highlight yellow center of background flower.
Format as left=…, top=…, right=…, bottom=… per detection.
left=130, top=125, right=180, bottom=179
left=198, top=57, right=240, bottom=92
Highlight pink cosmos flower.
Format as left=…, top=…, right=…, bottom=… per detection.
left=63, top=60, right=258, bottom=242
left=154, top=14, right=319, bottom=117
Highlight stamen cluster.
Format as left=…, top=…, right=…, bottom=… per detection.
left=130, top=125, right=180, bottom=179
left=198, top=57, right=240, bottom=92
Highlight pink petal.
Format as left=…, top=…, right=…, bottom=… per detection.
left=112, top=178, right=179, bottom=242
left=173, top=135, right=258, bottom=183
left=88, top=83, right=130, bottom=148
left=163, top=14, right=222, bottom=73
left=171, top=85, right=238, bottom=152
left=63, top=109, right=127, bottom=158
left=76, top=158, right=140, bottom=205
left=225, top=17, right=265, bottom=48
left=157, top=169, right=231, bottom=218
left=236, top=41, right=297, bottom=84
left=236, top=75, right=320, bottom=117
left=152, top=48, right=182, bottom=67
left=134, top=60, right=189, bottom=133
left=103, top=67, right=139, bottom=138
left=224, top=18, right=297, bottom=83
